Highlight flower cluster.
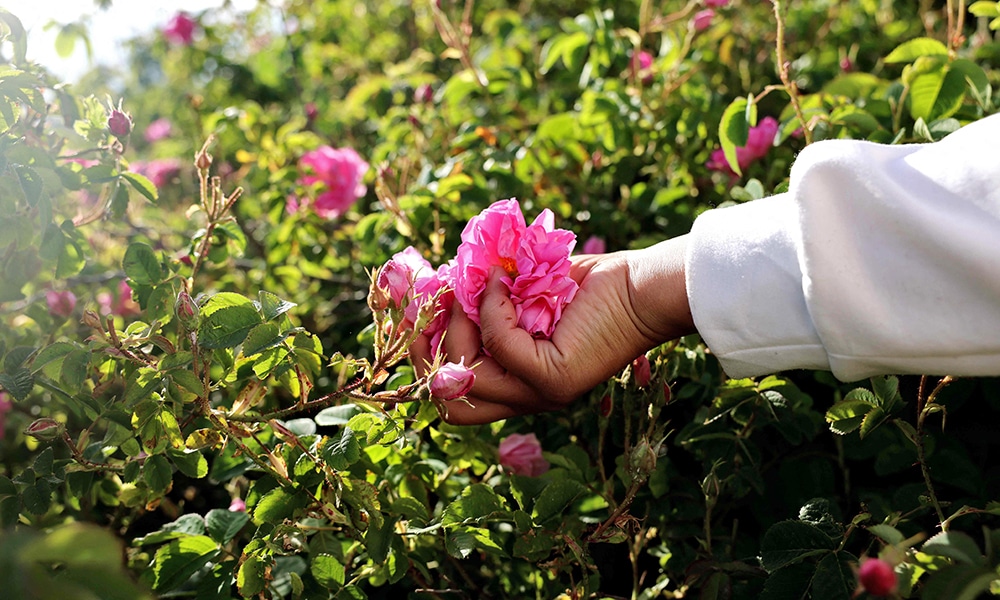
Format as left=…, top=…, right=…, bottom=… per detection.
left=294, top=146, right=369, bottom=219
left=706, top=116, right=779, bottom=176
left=376, top=246, right=454, bottom=354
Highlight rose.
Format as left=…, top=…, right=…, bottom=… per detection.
left=133, top=158, right=182, bottom=188
left=144, top=118, right=172, bottom=143
left=704, top=0, right=729, bottom=7
left=98, top=280, right=140, bottom=317
left=297, top=146, right=370, bottom=219
left=581, top=235, right=606, bottom=254
left=498, top=433, right=549, bottom=477
left=164, top=12, right=196, bottom=45
left=46, top=290, right=77, bottom=318
left=857, top=558, right=897, bottom=597
left=632, top=354, right=651, bottom=388
left=228, top=498, right=246, bottom=512
left=430, top=361, right=476, bottom=400
left=107, top=106, right=132, bottom=138
left=693, top=9, right=715, bottom=32
left=706, top=116, right=779, bottom=176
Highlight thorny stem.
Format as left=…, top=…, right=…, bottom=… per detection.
left=772, top=0, right=813, bottom=144
left=916, top=375, right=954, bottom=528
left=225, top=377, right=368, bottom=423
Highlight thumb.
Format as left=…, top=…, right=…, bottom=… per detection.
left=478, top=267, right=543, bottom=376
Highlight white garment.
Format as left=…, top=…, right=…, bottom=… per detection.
left=686, top=113, right=1000, bottom=381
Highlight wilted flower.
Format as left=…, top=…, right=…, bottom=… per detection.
left=297, top=146, right=369, bottom=219
left=706, top=116, right=779, bottom=176
left=164, top=12, right=196, bottom=45
left=632, top=354, right=651, bottom=387
left=581, top=235, right=606, bottom=255
left=453, top=199, right=578, bottom=339
left=46, top=290, right=77, bottom=318
left=857, top=558, right=897, bottom=597
left=430, top=361, right=476, bottom=400
left=498, top=433, right=549, bottom=477
left=144, top=118, right=173, bottom=143
left=693, top=9, right=715, bottom=32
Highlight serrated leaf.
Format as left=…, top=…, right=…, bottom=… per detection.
left=825, top=399, right=874, bottom=435
left=859, top=406, right=888, bottom=439
left=122, top=172, right=158, bottom=202
left=532, top=479, right=585, bottom=525
left=809, top=553, right=856, bottom=600
left=885, top=37, right=949, bottom=63
left=760, top=520, right=836, bottom=573
left=143, top=454, right=173, bottom=494
left=323, top=427, right=361, bottom=471
left=920, top=564, right=996, bottom=600
left=311, top=553, right=345, bottom=588
left=169, top=449, right=208, bottom=479
left=922, top=531, right=984, bottom=566
left=30, top=342, right=76, bottom=373
left=151, top=535, right=220, bottom=592
left=868, top=524, right=905, bottom=546
left=205, top=508, right=249, bottom=544
left=0, top=367, right=33, bottom=401
left=197, top=304, right=262, bottom=349
left=122, top=242, right=163, bottom=285
left=443, top=483, right=505, bottom=525
left=242, top=322, right=284, bottom=357
left=252, top=486, right=308, bottom=525
left=237, top=553, right=269, bottom=597
left=259, top=290, right=297, bottom=321
left=365, top=515, right=396, bottom=564
left=134, top=513, right=206, bottom=546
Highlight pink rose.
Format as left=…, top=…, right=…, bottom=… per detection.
left=144, top=118, right=173, bottom=143
left=46, top=290, right=77, bottom=318
left=453, top=199, right=578, bottom=339
left=633, top=50, right=654, bottom=84
left=704, top=0, right=729, bottom=7
left=378, top=247, right=429, bottom=309
left=581, top=235, right=606, bottom=254
left=857, top=558, right=897, bottom=597
left=706, top=116, right=779, bottom=176
left=632, top=354, right=651, bottom=388
left=107, top=106, right=132, bottom=138
left=430, top=361, right=475, bottom=400
left=98, top=280, right=140, bottom=317
left=297, top=146, right=369, bottom=219
left=229, top=498, right=246, bottom=512
left=498, top=433, right=549, bottom=477
left=693, top=9, right=715, bottom=32
left=133, top=158, right=182, bottom=188
left=164, top=12, right=196, bottom=46
left=0, top=392, right=11, bottom=441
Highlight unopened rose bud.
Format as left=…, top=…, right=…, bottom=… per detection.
left=663, top=383, right=673, bottom=405
left=858, top=558, right=897, bottom=597
left=229, top=498, right=246, bottom=512
left=304, top=102, right=318, bottom=123
left=107, top=105, right=133, bottom=138
left=599, top=394, right=613, bottom=418
left=194, top=146, right=213, bottom=171
left=632, top=354, right=651, bottom=388
left=174, top=290, right=200, bottom=330
left=430, top=361, right=475, bottom=400
left=367, top=278, right=392, bottom=313
left=376, top=259, right=412, bottom=309
left=414, top=83, right=434, bottom=104
left=82, top=309, right=104, bottom=330
left=414, top=297, right=438, bottom=332
left=629, top=438, right=657, bottom=480
left=25, top=418, right=64, bottom=441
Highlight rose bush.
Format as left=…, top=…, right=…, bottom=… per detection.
left=1, top=1, right=999, bottom=599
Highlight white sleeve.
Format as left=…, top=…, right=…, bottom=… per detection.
left=685, top=113, right=1000, bottom=381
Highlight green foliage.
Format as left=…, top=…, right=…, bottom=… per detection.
left=0, top=2, right=998, bottom=599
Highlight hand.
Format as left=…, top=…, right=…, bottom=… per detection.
left=411, top=236, right=693, bottom=424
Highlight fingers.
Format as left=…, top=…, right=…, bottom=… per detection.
left=442, top=302, right=482, bottom=365
left=436, top=397, right=523, bottom=425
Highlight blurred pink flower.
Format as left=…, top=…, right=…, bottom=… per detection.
left=297, top=146, right=369, bottom=219
left=706, top=116, right=779, bottom=176
left=633, top=50, right=654, bottom=84
left=499, top=433, right=549, bottom=477
left=0, top=392, right=11, bottom=441
left=581, top=235, right=606, bottom=254
left=229, top=498, right=246, bottom=512
left=144, top=118, right=173, bottom=143
left=704, top=0, right=729, bottom=7
left=98, top=280, right=140, bottom=317
left=453, top=199, right=578, bottom=339
left=164, top=12, right=196, bottom=45
left=430, top=361, right=475, bottom=400
left=693, top=9, right=715, bottom=31
left=414, top=83, right=434, bottom=104
left=133, top=158, right=182, bottom=188
left=46, top=290, right=77, bottom=318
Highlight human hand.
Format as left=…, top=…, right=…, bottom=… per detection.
left=411, top=236, right=693, bottom=424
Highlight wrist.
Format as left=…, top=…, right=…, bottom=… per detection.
left=624, top=235, right=695, bottom=346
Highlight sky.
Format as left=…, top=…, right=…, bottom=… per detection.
left=5, top=0, right=256, bottom=81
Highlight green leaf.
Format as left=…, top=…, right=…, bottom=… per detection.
left=151, top=535, right=220, bottom=592
left=197, top=304, right=262, bottom=349
left=122, top=172, right=158, bottom=202
left=110, top=181, right=129, bottom=219
left=242, top=322, right=284, bottom=357
left=205, top=508, right=249, bottom=544
left=311, top=553, right=346, bottom=588
left=122, top=242, right=163, bottom=285
left=0, top=367, right=33, bottom=401
left=314, top=404, right=362, bottom=426
left=124, top=367, right=162, bottom=407
left=365, top=515, right=396, bottom=564
left=237, top=553, right=269, bottom=597
left=252, top=487, right=309, bottom=525
left=885, top=37, right=949, bottom=63
left=969, top=1, right=1000, bottom=17
left=920, top=564, right=998, bottom=600
left=21, top=479, right=52, bottom=515
left=134, top=513, right=206, bottom=546
left=259, top=290, right=297, bottom=321
left=443, top=483, right=505, bottom=525
left=323, top=427, right=361, bottom=471
left=824, top=399, right=873, bottom=435
left=30, top=342, right=76, bottom=374
left=532, top=479, right=585, bottom=525
left=859, top=406, right=888, bottom=439
left=143, top=454, right=173, bottom=494
left=868, top=524, right=905, bottom=546
left=169, top=449, right=208, bottom=479
left=760, top=520, right=836, bottom=573
left=719, top=96, right=752, bottom=176
left=922, top=531, right=984, bottom=566
left=810, top=553, right=856, bottom=600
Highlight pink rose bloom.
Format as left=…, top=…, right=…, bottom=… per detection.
left=706, top=116, right=779, bottom=176
left=858, top=558, right=897, bottom=597
left=133, top=158, right=182, bottom=188
left=144, top=118, right=173, bottom=143
left=164, top=13, right=196, bottom=46
left=46, top=290, right=77, bottom=318
left=378, top=247, right=456, bottom=355
left=693, top=9, right=715, bottom=31
left=297, top=146, right=369, bottom=219
left=229, top=498, right=246, bottom=512
left=0, top=392, right=11, bottom=441
left=498, top=433, right=549, bottom=477
left=453, top=199, right=578, bottom=339
left=98, top=280, right=140, bottom=317
left=633, top=50, right=654, bottom=84
left=704, top=0, right=729, bottom=7
left=430, top=361, right=475, bottom=400
left=581, top=235, right=606, bottom=254
left=632, top=354, right=651, bottom=388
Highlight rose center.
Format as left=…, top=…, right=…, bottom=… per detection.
left=499, top=256, right=518, bottom=277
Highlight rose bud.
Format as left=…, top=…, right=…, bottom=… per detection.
left=632, top=354, right=651, bottom=388
left=174, top=290, right=200, bottom=330
left=858, top=558, right=897, bottom=597
left=25, top=418, right=65, bottom=442
left=430, top=361, right=475, bottom=400
left=107, top=104, right=133, bottom=138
